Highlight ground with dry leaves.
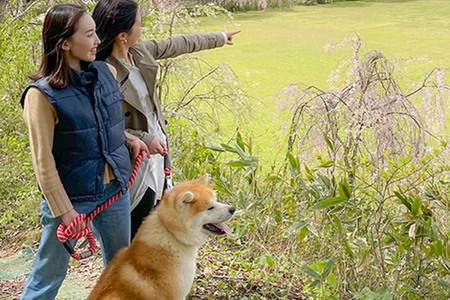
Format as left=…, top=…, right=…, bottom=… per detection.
left=0, top=238, right=305, bottom=300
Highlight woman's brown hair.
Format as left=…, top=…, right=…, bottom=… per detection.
left=30, top=4, right=86, bottom=88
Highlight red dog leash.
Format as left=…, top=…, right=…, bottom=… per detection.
left=162, top=145, right=173, bottom=190
left=57, top=152, right=146, bottom=260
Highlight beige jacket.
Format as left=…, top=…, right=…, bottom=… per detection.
left=105, top=33, right=226, bottom=167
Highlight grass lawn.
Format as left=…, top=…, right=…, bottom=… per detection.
left=194, top=0, right=450, bottom=169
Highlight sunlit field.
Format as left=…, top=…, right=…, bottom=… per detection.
left=195, top=0, right=450, bottom=168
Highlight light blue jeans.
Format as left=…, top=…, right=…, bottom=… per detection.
left=21, top=180, right=130, bottom=300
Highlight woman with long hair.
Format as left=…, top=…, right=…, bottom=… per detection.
left=20, top=4, right=148, bottom=299
left=92, top=0, right=240, bottom=239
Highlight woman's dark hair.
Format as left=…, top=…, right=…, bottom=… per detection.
left=92, top=0, right=138, bottom=61
left=30, top=4, right=86, bottom=88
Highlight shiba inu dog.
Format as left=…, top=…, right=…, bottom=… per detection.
left=88, top=175, right=235, bottom=300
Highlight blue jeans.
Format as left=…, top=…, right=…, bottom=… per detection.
left=21, top=181, right=130, bottom=300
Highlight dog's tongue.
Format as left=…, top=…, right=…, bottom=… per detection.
left=214, top=222, right=232, bottom=236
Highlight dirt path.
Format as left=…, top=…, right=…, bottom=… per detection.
left=0, top=240, right=102, bottom=300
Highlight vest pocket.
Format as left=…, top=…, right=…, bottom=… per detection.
left=101, top=90, right=124, bottom=125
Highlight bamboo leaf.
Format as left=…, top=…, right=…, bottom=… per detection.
left=286, top=221, right=307, bottom=236
left=437, top=279, right=450, bottom=290
left=338, top=177, right=351, bottom=199
left=236, top=131, right=247, bottom=152
left=287, top=152, right=300, bottom=176
left=235, top=142, right=248, bottom=159
left=274, top=209, right=282, bottom=224
left=206, top=145, right=225, bottom=152
left=302, top=267, right=321, bottom=280
left=343, top=239, right=355, bottom=258
left=267, top=175, right=282, bottom=182
left=331, top=214, right=342, bottom=235
left=317, top=160, right=334, bottom=168
left=323, top=132, right=335, bottom=153
left=306, top=224, right=319, bottom=237
left=226, top=160, right=253, bottom=167
left=321, top=259, right=336, bottom=279
left=412, top=197, right=421, bottom=216
left=304, top=163, right=312, bottom=174
left=431, top=240, right=444, bottom=257
left=394, top=191, right=412, bottom=211
left=220, top=143, right=238, bottom=153
left=265, top=255, right=275, bottom=267
left=298, top=226, right=309, bottom=242
left=317, top=174, right=331, bottom=189
left=309, top=279, right=321, bottom=289
left=313, top=197, right=346, bottom=210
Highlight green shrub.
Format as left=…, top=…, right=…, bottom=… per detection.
left=0, top=5, right=44, bottom=239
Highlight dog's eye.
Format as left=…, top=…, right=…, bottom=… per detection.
left=208, top=206, right=215, bottom=211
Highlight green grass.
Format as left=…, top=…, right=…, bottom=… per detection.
left=195, top=0, right=450, bottom=168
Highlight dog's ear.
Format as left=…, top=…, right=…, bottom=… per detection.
left=198, top=174, right=210, bottom=185
left=180, top=191, right=194, bottom=204
left=176, top=191, right=194, bottom=212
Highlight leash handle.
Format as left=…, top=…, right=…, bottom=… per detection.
left=61, top=240, right=75, bottom=255
left=57, top=216, right=96, bottom=260
left=57, top=151, right=145, bottom=260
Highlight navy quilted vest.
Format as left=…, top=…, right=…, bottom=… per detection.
left=21, top=61, right=131, bottom=202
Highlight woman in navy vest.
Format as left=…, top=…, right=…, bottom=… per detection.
left=20, top=4, right=148, bottom=299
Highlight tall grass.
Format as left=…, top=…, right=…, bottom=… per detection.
left=177, top=38, right=449, bottom=298
left=158, top=5, right=449, bottom=297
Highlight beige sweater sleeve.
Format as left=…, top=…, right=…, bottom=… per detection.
left=23, top=87, right=73, bottom=217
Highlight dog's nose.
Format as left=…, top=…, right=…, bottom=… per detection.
left=229, top=207, right=235, bottom=215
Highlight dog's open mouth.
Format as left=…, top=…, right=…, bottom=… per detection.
left=203, top=222, right=232, bottom=236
